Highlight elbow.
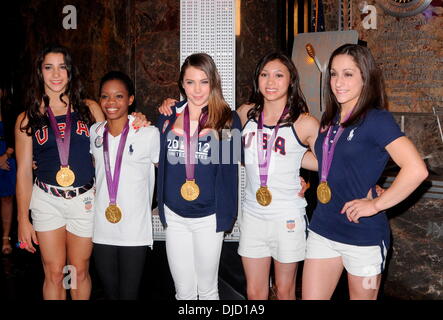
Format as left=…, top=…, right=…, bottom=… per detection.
left=416, top=163, right=429, bottom=183
left=420, top=166, right=429, bottom=182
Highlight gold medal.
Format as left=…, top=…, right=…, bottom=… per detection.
left=180, top=180, right=200, bottom=201
left=56, top=166, right=76, bottom=187
left=317, top=181, right=332, bottom=204
left=256, top=186, right=272, bottom=206
left=105, top=204, right=122, bottom=223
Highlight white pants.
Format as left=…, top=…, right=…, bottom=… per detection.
left=164, top=205, right=224, bottom=300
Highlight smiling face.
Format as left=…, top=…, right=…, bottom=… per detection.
left=258, top=59, right=291, bottom=104
left=181, top=66, right=211, bottom=109
left=99, top=79, right=134, bottom=121
left=330, top=54, right=364, bottom=111
left=41, top=53, right=69, bottom=95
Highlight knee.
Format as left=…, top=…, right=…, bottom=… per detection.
left=66, top=264, right=90, bottom=284
left=275, top=281, right=296, bottom=300
left=73, top=266, right=89, bottom=283
left=44, top=266, right=65, bottom=286
left=247, top=285, right=268, bottom=300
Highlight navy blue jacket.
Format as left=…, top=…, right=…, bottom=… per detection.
left=156, top=100, right=241, bottom=232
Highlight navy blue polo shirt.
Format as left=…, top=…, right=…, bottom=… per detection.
left=309, top=109, right=405, bottom=247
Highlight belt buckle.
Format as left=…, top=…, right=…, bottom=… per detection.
left=64, top=189, right=76, bottom=199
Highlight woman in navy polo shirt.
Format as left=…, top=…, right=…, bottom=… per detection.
left=156, top=53, right=241, bottom=300
left=302, top=44, right=428, bottom=300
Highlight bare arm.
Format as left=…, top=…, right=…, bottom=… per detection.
left=85, top=98, right=150, bottom=128
left=158, top=98, right=178, bottom=116
left=295, top=114, right=319, bottom=171
left=301, top=151, right=318, bottom=171
left=342, top=136, right=428, bottom=223
left=84, top=99, right=105, bottom=122
left=15, top=112, right=38, bottom=253
left=236, top=103, right=255, bottom=127
left=373, top=136, right=428, bottom=210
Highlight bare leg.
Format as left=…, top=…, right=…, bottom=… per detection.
left=302, top=257, right=344, bottom=300
left=37, top=227, right=67, bottom=300
left=66, top=231, right=93, bottom=300
left=1, top=196, right=13, bottom=254
left=273, top=260, right=298, bottom=300
left=348, top=273, right=381, bottom=300
left=241, top=256, right=272, bottom=300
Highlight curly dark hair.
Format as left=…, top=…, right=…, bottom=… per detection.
left=247, top=52, right=309, bottom=124
left=21, top=44, right=92, bottom=135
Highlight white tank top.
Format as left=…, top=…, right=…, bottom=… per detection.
left=242, top=118, right=308, bottom=220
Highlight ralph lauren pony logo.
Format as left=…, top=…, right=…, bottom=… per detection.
left=347, top=128, right=357, bottom=141
left=129, top=144, right=134, bottom=156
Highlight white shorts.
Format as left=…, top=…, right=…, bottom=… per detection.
left=30, top=184, right=95, bottom=238
left=306, top=230, right=388, bottom=277
left=238, top=209, right=308, bottom=263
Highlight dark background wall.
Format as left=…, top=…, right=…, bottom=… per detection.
left=0, top=0, right=282, bottom=123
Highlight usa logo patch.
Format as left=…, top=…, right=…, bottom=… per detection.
left=286, top=220, right=296, bottom=231
left=83, top=196, right=93, bottom=212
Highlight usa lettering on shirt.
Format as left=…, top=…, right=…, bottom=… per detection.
left=35, top=121, right=90, bottom=145
left=242, top=131, right=286, bottom=155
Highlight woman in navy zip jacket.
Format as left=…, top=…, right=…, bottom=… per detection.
left=156, top=53, right=241, bottom=300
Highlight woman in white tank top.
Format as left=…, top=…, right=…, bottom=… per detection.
left=236, top=52, right=319, bottom=300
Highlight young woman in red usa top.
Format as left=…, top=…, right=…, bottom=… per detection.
left=15, top=44, right=148, bottom=300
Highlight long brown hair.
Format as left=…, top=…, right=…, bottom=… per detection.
left=321, top=44, right=387, bottom=128
left=21, top=44, right=92, bottom=135
left=178, top=53, right=232, bottom=135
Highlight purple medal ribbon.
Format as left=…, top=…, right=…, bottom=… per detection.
left=320, top=112, right=353, bottom=182
left=47, top=105, right=72, bottom=168
left=257, top=107, right=289, bottom=187
left=183, top=105, right=208, bottom=181
left=103, top=121, right=130, bottom=205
